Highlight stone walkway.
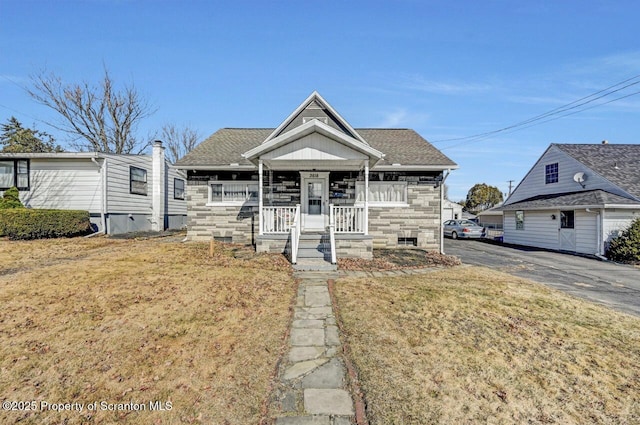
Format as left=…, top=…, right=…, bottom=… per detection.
left=269, top=271, right=355, bottom=425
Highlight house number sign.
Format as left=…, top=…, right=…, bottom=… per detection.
left=309, top=173, right=319, bottom=178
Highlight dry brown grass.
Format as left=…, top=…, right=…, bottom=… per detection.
left=0, top=236, right=295, bottom=424
left=335, top=266, right=640, bottom=425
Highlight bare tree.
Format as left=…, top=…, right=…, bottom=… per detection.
left=160, top=124, right=200, bottom=163
left=28, top=68, right=155, bottom=154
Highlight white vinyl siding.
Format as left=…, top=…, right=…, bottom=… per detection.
left=503, top=210, right=559, bottom=250
left=603, top=209, right=640, bottom=246
left=106, top=155, right=153, bottom=214
left=18, top=159, right=102, bottom=212
left=166, top=165, right=187, bottom=215
left=506, top=146, right=628, bottom=205
left=575, top=210, right=598, bottom=254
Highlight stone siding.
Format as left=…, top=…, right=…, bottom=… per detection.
left=186, top=184, right=258, bottom=243
left=368, top=185, right=440, bottom=250
left=335, top=236, right=373, bottom=259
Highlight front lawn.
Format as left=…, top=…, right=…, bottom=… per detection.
left=334, top=266, right=640, bottom=424
left=0, top=237, right=295, bottom=424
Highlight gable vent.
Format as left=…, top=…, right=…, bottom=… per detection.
left=302, top=116, right=329, bottom=124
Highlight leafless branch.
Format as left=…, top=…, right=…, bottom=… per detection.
left=28, top=68, right=155, bottom=154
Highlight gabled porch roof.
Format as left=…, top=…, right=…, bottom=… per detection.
left=242, top=119, right=384, bottom=170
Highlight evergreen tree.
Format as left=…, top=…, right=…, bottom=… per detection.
left=0, top=117, right=63, bottom=153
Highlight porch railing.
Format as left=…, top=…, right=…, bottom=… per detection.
left=262, top=206, right=297, bottom=234
left=330, top=205, right=365, bottom=233
left=290, top=205, right=301, bottom=264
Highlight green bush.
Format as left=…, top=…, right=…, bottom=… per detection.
left=606, top=218, right=640, bottom=263
left=0, top=186, right=24, bottom=209
left=0, top=209, right=92, bottom=240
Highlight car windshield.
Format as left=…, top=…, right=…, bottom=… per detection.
left=460, top=220, right=478, bottom=226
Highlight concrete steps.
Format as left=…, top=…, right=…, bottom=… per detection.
left=294, top=233, right=336, bottom=271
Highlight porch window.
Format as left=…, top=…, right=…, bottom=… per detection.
left=356, top=182, right=407, bottom=205
left=208, top=181, right=258, bottom=205
left=0, top=159, right=29, bottom=190
left=515, top=210, right=524, bottom=230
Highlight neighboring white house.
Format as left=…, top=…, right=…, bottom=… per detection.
left=500, top=142, right=640, bottom=255
left=442, top=199, right=463, bottom=221
left=477, top=204, right=503, bottom=229
left=0, top=141, right=187, bottom=234
left=175, top=92, right=457, bottom=264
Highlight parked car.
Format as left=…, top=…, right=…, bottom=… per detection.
left=443, top=220, right=486, bottom=239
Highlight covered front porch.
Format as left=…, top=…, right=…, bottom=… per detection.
left=243, top=118, right=386, bottom=264
left=255, top=167, right=376, bottom=263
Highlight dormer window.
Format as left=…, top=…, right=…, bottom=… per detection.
left=545, top=163, right=558, bottom=184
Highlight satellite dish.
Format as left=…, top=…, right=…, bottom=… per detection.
left=573, top=172, right=587, bottom=187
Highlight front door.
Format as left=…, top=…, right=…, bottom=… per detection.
left=300, top=171, right=329, bottom=231
left=304, top=179, right=326, bottom=230
left=559, top=210, right=576, bottom=251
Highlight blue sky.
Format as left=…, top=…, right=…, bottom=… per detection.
left=1, top=1, right=639, bottom=201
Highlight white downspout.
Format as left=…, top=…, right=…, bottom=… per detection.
left=91, top=156, right=107, bottom=234
left=440, top=169, right=451, bottom=254
left=259, top=160, right=264, bottom=235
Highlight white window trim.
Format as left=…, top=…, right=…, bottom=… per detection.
left=206, top=180, right=259, bottom=206
left=356, top=181, right=409, bottom=207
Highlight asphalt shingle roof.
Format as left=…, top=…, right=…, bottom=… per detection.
left=553, top=143, right=640, bottom=199
left=175, top=128, right=457, bottom=168
left=499, top=190, right=640, bottom=211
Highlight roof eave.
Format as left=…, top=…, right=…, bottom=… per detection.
left=173, top=164, right=256, bottom=170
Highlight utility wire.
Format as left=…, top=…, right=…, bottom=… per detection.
left=442, top=87, right=640, bottom=150
left=432, top=73, right=640, bottom=145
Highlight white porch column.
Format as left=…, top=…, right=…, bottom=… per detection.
left=364, top=162, right=369, bottom=235
left=258, top=160, right=264, bottom=235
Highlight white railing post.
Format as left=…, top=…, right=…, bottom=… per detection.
left=364, top=162, right=369, bottom=235
left=259, top=160, right=264, bottom=235
left=291, top=204, right=301, bottom=264
left=329, top=204, right=337, bottom=264
left=331, top=205, right=365, bottom=234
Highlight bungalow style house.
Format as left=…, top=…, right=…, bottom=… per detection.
left=0, top=141, right=187, bottom=234
left=174, top=92, right=457, bottom=264
left=500, top=142, right=640, bottom=256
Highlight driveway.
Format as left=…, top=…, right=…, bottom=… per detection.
left=444, top=238, right=640, bottom=317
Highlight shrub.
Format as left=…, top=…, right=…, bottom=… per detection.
left=606, top=218, right=640, bottom=263
left=0, top=209, right=92, bottom=240
left=0, top=186, right=24, bottom=209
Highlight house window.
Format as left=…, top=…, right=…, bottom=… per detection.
left=515, top=210, right=524, bottom=230
left=130, top=166, right=147, bottom=195
left=545, top=163, right=558, bottom=184
left=208, top=181, right=258, bottom=204
left=174, top=178, right=185, bottom=200
left=0, top=159, right=29, bottom=190
left=356, top=182, right=407, bottom=204
left=560, top=210, right=574, bottom=229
